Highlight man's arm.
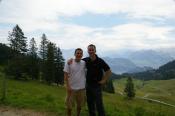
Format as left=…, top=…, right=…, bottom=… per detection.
left=98, top=69, right=112, bottom=85
left=64, top=72, right=72, bottom=93
left=98, top=58, right=112, bottom=84
left=67, top=58, right=73, bottom=65
left=67, top=57, right=87, bottom=65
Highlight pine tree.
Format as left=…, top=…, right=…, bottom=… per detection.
left=7, top=25, right=28, bottom=79
left=29, top=38, right=38, bottom=58
left=54, top=46, right=65, bottom=85
left=8, top=24, right=27, bottom=54
left=28, top=38, right=39, bottom=80
left=124, top=77, right=135, bottom=99
left=45, top=42, right=55, bottom=84
left=39, top=34, right=48, bottom=61
left=39, top=34, right=48, bottom=81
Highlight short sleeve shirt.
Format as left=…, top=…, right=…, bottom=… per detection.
left=83, top=55, right=110, bottom=87
left=64, top=59, right=86, bottom=90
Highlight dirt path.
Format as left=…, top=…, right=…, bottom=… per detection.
left=0, top=106, right=50, bottom=116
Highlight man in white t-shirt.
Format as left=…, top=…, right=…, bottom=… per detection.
left=64, top=48, right=86, bottom=116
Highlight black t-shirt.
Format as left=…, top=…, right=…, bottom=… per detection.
left=83, top=55, right=110, bottom=87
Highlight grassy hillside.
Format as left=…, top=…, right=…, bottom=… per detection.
left=0, top=71, right=175, bottom=115
left=114, top=78, right=175, bottom=105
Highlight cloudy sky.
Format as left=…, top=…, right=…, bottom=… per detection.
left=0, top=0, right=175, bottom=54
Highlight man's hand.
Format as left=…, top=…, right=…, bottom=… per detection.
left=98, top=79, right=107, bottom=85
left=66, top=85, right=72, bottom=102
left=67, top=58, right=73, bottom=65
left=64, top=72, right=72, bottom=94
left=67, top=85, right=72, bottom=94
left=98, top=69, right=112, bottom=85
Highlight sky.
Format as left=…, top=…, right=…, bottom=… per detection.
left=0, top=0, right=175, bottom=54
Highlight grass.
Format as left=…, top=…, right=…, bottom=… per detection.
left=0, top=71, right=175, bottom=115
left=1, top=79, right=65, bottom=114
left=114, top=78, right=175, bottom=106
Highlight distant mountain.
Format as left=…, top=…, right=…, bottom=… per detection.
left=156, top=47, right=175, bottom=58
left=127, top=50, right=174, bottom=68
left=61, top=49, right=156, bottom=74
left=158, top=60, right=175, bottom=72
left=103, top=57, right=151, bottom=74
left=125, top=60, right=175, bottom=80
left=127, top=66, right=153, bottom=73
left=61, top=49, right=173, bottom=74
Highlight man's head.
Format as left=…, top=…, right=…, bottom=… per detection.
left=74, top=48, right=83, bottom=61
left=87, top=44, right=96, bottom=57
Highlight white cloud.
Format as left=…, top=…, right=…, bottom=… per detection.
left=0, top=0, right=175, bottom=52
left=1, top=0, right=175, bottom=27
left=43, top=22, right=174, bottom=51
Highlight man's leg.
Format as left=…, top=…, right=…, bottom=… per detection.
left=95, top=87, right=105, bottom=116
left=76, top=106, right=81, bottom=116
left=86, top=87, right=96, bottom=116
left=67, top=109, right=72, bottom=116
left=76, top=89, right=85, bottom=116
left=65, top=91, right=74, bottom=116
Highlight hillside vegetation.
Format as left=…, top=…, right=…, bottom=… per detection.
left=0, top=71, right=175, bottom=116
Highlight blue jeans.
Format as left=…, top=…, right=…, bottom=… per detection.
left=86, top=85, right=105, bottom=116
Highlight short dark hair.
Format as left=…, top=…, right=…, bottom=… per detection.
left=74, top=48, right=83, bottom=55
left=88, top=44, right=96, bottom=52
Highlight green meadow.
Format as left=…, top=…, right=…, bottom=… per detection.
left=0, top=70, right=175, bottom=115
left=114, top=78, right=175, bottom=105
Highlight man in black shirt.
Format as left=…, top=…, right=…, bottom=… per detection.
left=83, top=44, right=111, bottom=116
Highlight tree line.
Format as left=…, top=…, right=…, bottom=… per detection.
left=3, top=24, right=65, bottom=85
left=0, top=24, right=119, bottom=94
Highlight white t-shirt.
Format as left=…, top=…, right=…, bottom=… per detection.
left=63, top=59, right=86, bottom=90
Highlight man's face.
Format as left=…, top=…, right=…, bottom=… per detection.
left=88, top=46, right=96, bottom=57
left=75, top=50, right=83, bottom=60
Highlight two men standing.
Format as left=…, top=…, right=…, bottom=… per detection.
left=64, top=44, right=111, bottom=116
